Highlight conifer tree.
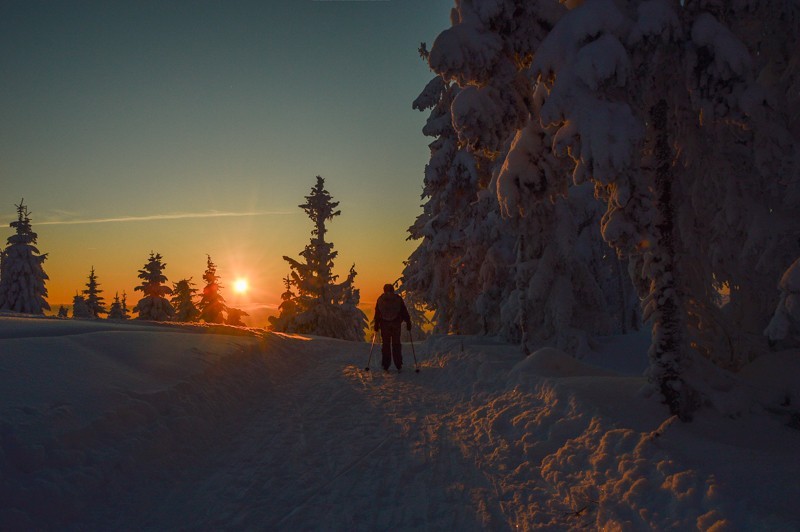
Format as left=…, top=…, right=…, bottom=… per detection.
left=424, top=0, right=799, bottom=418
left=339, top=265, right=368, bottom=341
left=72, top=293, right=91, bottom=319
left=225, top=307, right=249, bottom=327
left=57, top=305, right=68, bottom=318
left=396, top=281, right=431, bottom=338
left=403, top=77, right=491, bottom=335
left=121, top=291, right=130, bottom=319
left=0, top=200, right=50, bottom=314
left=274, top=176, right=366, bottom=340
left=172, top=278, right=200, bottom=323
left=268, top=275, right=299, bottom=331
left=198, top=255, right=227, bottom=323
left=108, top=292, right=127, bottom=320
left=133, top=252, right=174, bottom=321
left=82, top=266, right=107, bottom=318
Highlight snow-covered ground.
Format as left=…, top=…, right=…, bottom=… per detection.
left=1, top=316, right=798, bottom=530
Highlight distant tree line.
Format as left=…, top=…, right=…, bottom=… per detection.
left=66, top=252, right=249, bottom=325
left=0, top=199, right=248, bottom=326
left=0, top=178, right=367, bottom=340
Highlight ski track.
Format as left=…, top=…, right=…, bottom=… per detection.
left=85, top=336, right=512, bottom=531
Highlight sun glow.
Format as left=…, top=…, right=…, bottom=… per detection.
left=233, top=278, right=249, bottom=294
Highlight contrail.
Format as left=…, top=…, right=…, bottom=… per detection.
left=38, top=210, right=295, bottom=226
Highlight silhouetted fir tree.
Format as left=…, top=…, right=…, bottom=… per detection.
left=82, top=266, right=107, bottom=318
left=57, top=305, right=68, bottom=318
left=108, top=292, right=128, bottom=320
left=133, top=252, right=174, bottom=321
left=275, top=176, right=365, bottom=341
left=340, top=265, right=367, bottom=341
left=198, top=255, right=227, bottom=323
left=0, top=199, right=49, bottom=314
left=225, top=307, right=249, bottom=326
left=121, top=291, right=130, bottom=319
left=268, top=275, right=298, bottom=331
left=171, top=278, right=200, bottom=322
left=72, top=293, right=91, bottom=319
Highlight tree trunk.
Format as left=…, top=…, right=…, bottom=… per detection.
left=647, top=99, right=699, bottom=421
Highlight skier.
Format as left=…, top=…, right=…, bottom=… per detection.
left=373, top=283, right=411, bottom=372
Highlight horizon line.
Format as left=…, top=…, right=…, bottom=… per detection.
left=37, top=210, right=297, bottom=226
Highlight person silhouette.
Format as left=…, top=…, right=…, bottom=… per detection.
left=373, top=284, right=411, bottom=372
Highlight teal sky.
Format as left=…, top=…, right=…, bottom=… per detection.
left=0, top=0, right=453, bottom=322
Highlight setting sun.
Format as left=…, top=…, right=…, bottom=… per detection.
left=233, top=278, right=249, bottom=294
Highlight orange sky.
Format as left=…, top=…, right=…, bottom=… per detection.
left=0, top=1, right=452, bottom=326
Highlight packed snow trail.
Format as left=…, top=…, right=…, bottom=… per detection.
left=81, top=333, right=509, bottom=531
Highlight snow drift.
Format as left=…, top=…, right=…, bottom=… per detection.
left=1, top=317, right=798, bottom=530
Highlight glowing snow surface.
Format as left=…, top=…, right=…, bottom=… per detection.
left=1, top=316, right=798, bottom=530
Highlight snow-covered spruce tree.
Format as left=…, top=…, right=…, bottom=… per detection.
left=404, top=73, right=515, bottom=335
left=225, top=307, right=249, bottom=326
left=396, top=281, right=432, bottom=338
left=171, top=278, right=200, bottom=323
left=276, top=176, right=366, bottom=341
left=133, top=252, right=174, bottom=321
left=483, top=0, right=700, bottom=418
left=71, top=293, right=91, bottom=319
left=403, top=77, right=472, bottom=333
left=458, top=192, right=517, bottom=336
left=108, top=292, right=128, bottom=320
left=495, top=117, right=624, bottom=353
left=425, top=2, right=634, bottom=350
left=0, top=200, right=50, bottom=314
left=198, top=255, right=227, bottom=324
left=455, top=0, right=799, bottom=418
left=82, top=266, right=107, bottom=318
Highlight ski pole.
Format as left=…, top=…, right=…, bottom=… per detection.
left=364, top=331, right=378, bottom=371
left=408, top=328, right=420, bottom=373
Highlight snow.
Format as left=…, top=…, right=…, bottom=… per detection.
left=691, top=13, right=752, bottom=79
left=1, top=316, right=799, bottom=530
left=628, top=0, right=680, bottom=44
left=429, top=21, right=503, bottom=86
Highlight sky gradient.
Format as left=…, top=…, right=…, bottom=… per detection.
left=1, top=0, right=453, bottom=324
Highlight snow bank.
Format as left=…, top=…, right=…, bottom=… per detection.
left=0, top=316, right=272, bottom=529
left=2, top=320, right=798, bottom=530
left=412, top=334, right=800, bottom=530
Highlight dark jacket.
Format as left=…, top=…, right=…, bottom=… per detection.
left=374, top=292, right=411, bottom=326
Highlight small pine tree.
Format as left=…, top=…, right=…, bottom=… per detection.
left=72, top=293, right=91, bottom=319
left=225, top=307, right=249, bottom=326
left=340, top=265, right=367, bottom=341
left=120, top=291, right=130, bottom=320
left=171, top=278, right=200, bottom=322
left=0, top=199, right=50, bottom=314
left=198, top=255, right=227, bottom=324
left=57, top=305, right=68, bottom=318
left=108, top=292, right=127, bottom=320
left=82, top=266, right=107, bottom=318
left=133, top=252, right=174, bottom=321
left=268, top=275, right=299, bottom=331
